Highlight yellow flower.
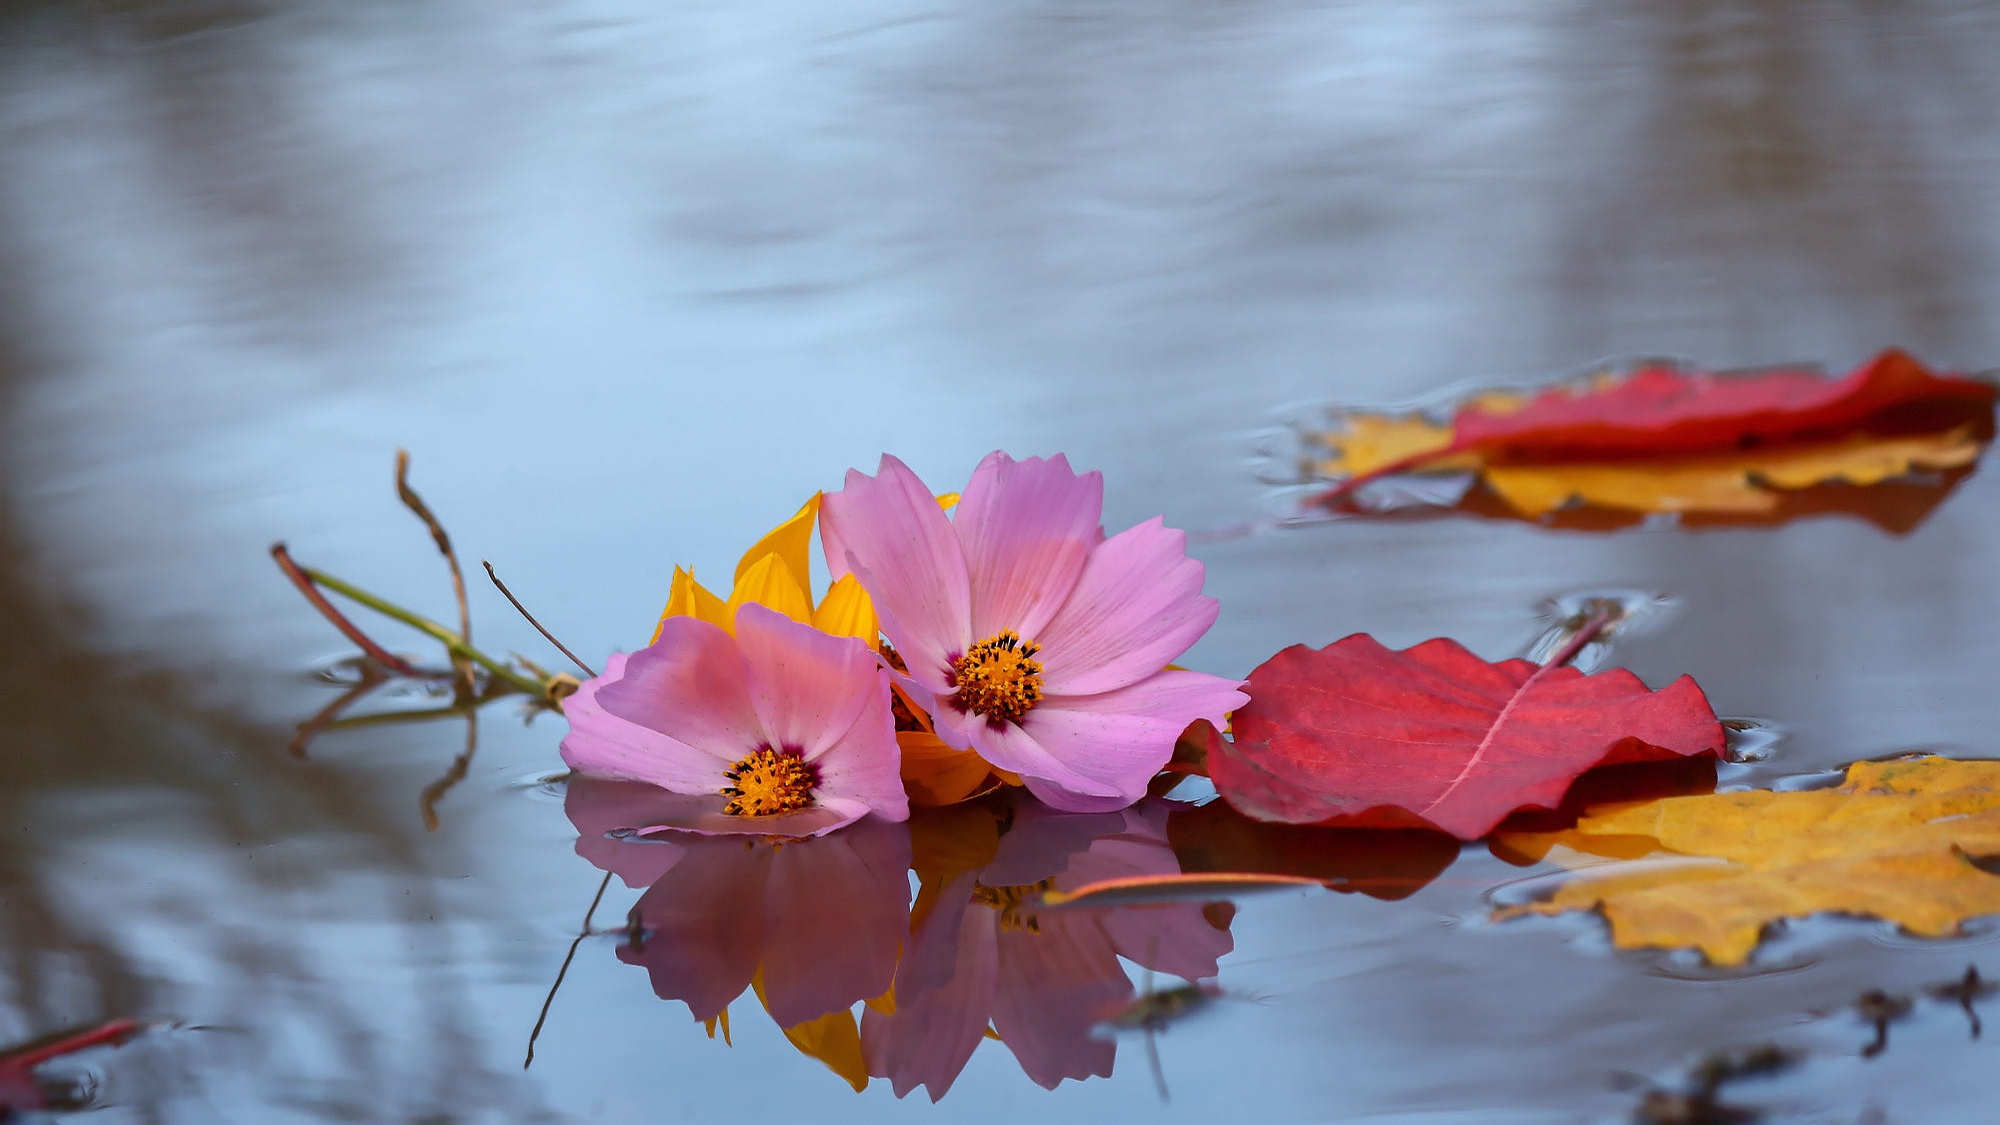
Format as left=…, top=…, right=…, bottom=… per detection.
left=652, top=494, right=878, bottom=645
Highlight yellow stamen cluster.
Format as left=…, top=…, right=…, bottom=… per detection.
left=720, top=746, right=819, bottom=817
left=950, top=631, right=1044, bottom=725
left=971, top=878, right=1057, bottom=933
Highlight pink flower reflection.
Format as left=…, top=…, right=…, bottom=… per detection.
left=861, top=800, right=1235, bottom=1100
left=565, top=777, right=912, bottom=1028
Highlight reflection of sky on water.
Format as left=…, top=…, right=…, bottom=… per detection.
left=4, top=1, right=2000, bottom=1120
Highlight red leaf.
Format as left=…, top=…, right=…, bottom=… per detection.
left=1209, top=635, right=1724, bottom=840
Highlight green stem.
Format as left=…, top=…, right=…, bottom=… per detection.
left=301, top=566, right=548, bottom=696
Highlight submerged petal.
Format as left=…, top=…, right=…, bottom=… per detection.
left=596, top=615, right=765, bottom=768
left=1035, top=517, right=1219, bottom=696
left=560, top=651, right=734, bottom=792
left=759, top=818, right=913, bottom=1027
left=820, top=455, right=972, bottom=684
left=1017, top=671, right=1248, bottom=810
left=953, top=452, right=1103, bottom=641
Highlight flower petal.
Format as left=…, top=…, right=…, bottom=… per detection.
left=861, top=885, right=998, bottom=1101
left=563, top=773, right=691, bottom=888
left=733, top=603, right=879, bottom=759
left=801, top=667, right=909, bottom=824
left=953, top=452, right=1103, bottom=641
left=758, top=818, right=912, bottom=1027
left=811, top=572, right=879, bottom=646
left=726, top=553, right=814, bottom=629
left=1035, top=517, right=1219, bottom=696
left=636, top=796, right=859, bottom=838
left=734, top=493, right=820, bottom=592
left=990, top=916, right=1124, bottom=1089
left=620, top=839, right=769, bottom=1020
left=560, top=651, right=734, bottom=792
left=653, top=565, right=730, bottom=641
left=595, top=616, right=765, bottom=769
left=1016, top=671, right=1249, bottom=810
left=820, top=455, right=972, bottom=683
left=929, top=711, right=1122, bottom=800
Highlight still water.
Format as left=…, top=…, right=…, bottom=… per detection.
left=5, top=2, right=2000, bottom=1121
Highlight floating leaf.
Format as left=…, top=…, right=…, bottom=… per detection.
left=1492, top=756, right=2000, bottom=965
left=1302, top=350, right=1995, bottom=522
left=1210, top=635, right=1723, bottom=840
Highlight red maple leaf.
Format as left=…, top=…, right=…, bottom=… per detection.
left=1320, top=349, right=1996, bottom=504
left=1209, top=636, right=1724, bottom=840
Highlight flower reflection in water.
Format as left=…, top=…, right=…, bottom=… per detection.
left=566, top=782, right=1237, bottom=1098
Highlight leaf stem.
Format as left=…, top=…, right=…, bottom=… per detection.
left=296, top=565, right=547, bottom=696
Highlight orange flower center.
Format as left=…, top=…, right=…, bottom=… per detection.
left=971, top=878, right=1055, bottom=933
left=719, top=746, right=819, bottom=817
left=950, top=631, right=1044, bottom=725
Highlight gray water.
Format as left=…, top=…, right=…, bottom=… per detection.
left=5, top=2, right=2000, bottom=1121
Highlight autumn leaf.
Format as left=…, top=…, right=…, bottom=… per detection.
left=1208, top=634, right=1723, bottom=840
left=1492, top=756, right=2000, bottom=966
left=1301, top=349, right=1995, bottom=521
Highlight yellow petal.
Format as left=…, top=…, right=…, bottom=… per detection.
left=812, top=573, right=879, bottom=645
left=655, top=565, right=731, bottom=642
left=899, top=730, right=999, bottom=807
left=702, top=1009, right=732, bottom=1045
left=935, top=492, right=960, bottom=510
left=735, top=493, right=821, bottom=593
left=727, top=553, right=813, bottom=628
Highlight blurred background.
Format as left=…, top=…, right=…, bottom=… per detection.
left=4, top=2, right=2000, bottom=1120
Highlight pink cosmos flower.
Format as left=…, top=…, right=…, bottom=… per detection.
left=820, top=452, right=1248, bottom=812
left=559, top=602, right=908, bottom=837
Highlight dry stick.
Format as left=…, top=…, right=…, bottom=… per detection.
left=419, top=709, right=479, bottom=832
left=482, top=561, right=597, bottom=679
left=396, top=450, right=476, bottom=702
left=525, top=870, right=615, bottom=1069
left=270, top=544, right=423, bottom=676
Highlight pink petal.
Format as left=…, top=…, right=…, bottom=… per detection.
left=732, top=604, right=878, bottom=758
left=1035, top=518, right=1220, bottom=696
left=595, top=616, right=765, bottom=770
left=928, top=708, right=1121, bottom=800
left=804, top=672, right=909, bottom=824
left=619, top=840, right=770, bottom=1021
left=820, top=455, right=971, bottom=686
left=758, top=818, right=912, bottom=1027
left=561, top=650, right=736, bottom=792
left=563, top=774, right=692, bottom=887
left=1017, top=671, right=1249, bottom=810
left=862, top=888, right=999, bottom=1101
left=953, top=452, right=1103, bottom=641
left=990, top=916, right=1126, bottom=1089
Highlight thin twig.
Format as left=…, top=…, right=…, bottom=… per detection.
left=289, top=664, right=391, bottom=758
left=482, top=561, right=596, bottom=679
left=1543, top=607, right=1617, bottom=670
left=419, top=710, right=479, bottom=832
left=525, top=871, right=615, bottom=1069
left=298, top=565, right=546, bottom=696
left=396, top=450, right=476, bottom=702
left=5, top=1019, right=144, bottom=1070
left=271, top=544, right=422, bottom=676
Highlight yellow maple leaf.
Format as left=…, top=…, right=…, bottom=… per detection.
left=1492, top=756, right=2000, bottom=965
